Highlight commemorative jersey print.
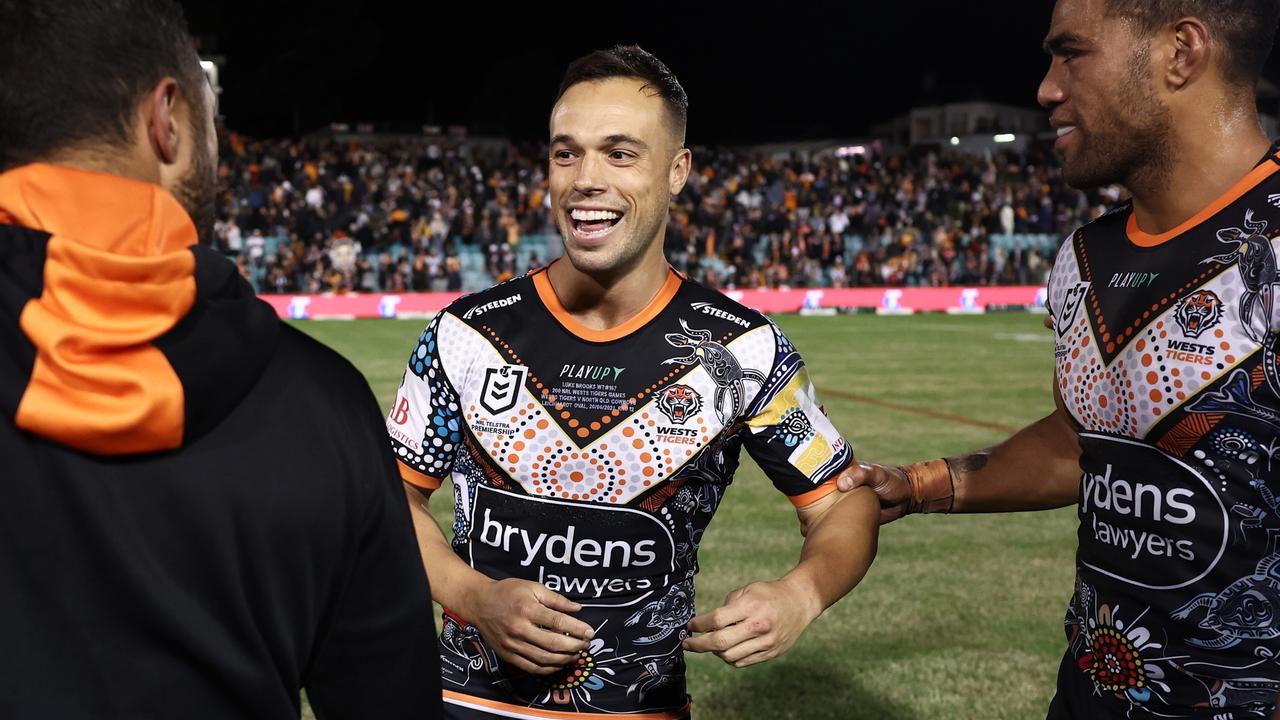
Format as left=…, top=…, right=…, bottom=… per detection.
left=388, top=267, right=852, bottom=717
left=1048, top=151, right=1280, bottom=718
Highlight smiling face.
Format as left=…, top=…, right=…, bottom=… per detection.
left=1038, top=0, right=1174, bottom=189
left=548, top=77, right=690, bottom=278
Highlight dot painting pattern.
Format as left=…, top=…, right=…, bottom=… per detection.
left=397, top=316, right=463, bottom=476
left=1050, top=243, right=1260, bottom=440
left=437, top=314, right=778, bottom=504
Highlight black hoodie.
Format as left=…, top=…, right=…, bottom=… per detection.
left=0, top=163, right=441, bottom=719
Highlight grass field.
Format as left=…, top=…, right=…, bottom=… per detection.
left=293, top=313, right=1077, bottom=720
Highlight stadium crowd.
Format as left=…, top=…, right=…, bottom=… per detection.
left=213, top=134, right=1129, bottom=294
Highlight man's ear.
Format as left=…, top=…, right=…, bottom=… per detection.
left=669, top=147, right=692, bottom=196
left=143, top=77, right=182, bottom=165
left=1165, top=17, right=1210, bottom=91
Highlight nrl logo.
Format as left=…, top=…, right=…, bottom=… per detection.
left=480, top=364, right=528, bottom=415
left=1055, top=281, right=1091, bottom=337
left=1268, top=193, right=1280, bottom=209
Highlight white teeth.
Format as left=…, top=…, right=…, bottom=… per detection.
left=570, top=209, right=621, bottom=222
left=1057, top=126, right=1077, bottom=138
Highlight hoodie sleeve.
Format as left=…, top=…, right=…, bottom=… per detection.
left=304, top=383, right=441, bottom=720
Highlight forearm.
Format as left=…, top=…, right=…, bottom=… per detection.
left=402, top=483, right=494, bottom=612
left=783, top=486, right=879, bottom=619
left=947, top=409, right=1081, bottom=513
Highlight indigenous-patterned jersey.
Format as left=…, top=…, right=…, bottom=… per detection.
left=1047, top=147, right=1280, bottom=718
left=388, top=265, right=853, bottom=718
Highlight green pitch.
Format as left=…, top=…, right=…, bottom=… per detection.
left=293, top=313, right=1076, bottom=720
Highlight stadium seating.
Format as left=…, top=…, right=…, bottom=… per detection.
left=214, top=136, right=1119, bottom=293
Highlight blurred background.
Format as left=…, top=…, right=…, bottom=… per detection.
left=181, top=1, right=1279, bottom=298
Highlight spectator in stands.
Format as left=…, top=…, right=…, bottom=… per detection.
left=214, top=134, right=1126, bottom=293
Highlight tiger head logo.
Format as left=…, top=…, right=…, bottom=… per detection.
left=1174, top=290, right=1224, bottom=339
left=656, top=384, right=703, bottom=425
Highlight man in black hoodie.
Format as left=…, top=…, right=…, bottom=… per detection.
left=0, top=1, right=441, bottom=718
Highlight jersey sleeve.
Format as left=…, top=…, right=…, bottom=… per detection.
left=387, top=314, right=464, bottom=490
left=741, top=324, right=854, bottom=507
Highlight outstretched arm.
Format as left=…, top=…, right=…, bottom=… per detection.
left=838, top=381, right=1081, bottom=523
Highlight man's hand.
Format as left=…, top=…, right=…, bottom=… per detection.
left=837, top=463, right=911, bottom=524
left=682, top=577, right=820, bottom=668
left=464, top=578, right=595, bottom=675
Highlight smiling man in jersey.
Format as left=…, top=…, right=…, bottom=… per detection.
left=840, top=1, right=1280, bottom=718
left=388, top=45, right=880, bottom=719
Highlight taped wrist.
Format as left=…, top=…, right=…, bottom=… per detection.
left=899, top=458, right=955, bottom=514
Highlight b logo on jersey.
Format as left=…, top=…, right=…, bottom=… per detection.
left=480, top=364, right=528, bottom=415
left=390, top=396, right=411, bottom=425
left=656, top=384, right=702, bottom=425
left=1174, top=290, right=1224, bottom=339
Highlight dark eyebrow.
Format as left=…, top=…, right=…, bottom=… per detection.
left=1043, top=31, right=1088, bottom=55
left=605, top=134, right=648, bottom=149
left=550, top=133, right=650, bottom=150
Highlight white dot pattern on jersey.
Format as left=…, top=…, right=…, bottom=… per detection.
left=1051, top=237, right=1267, bottom=439
left=441, top=320, right=779, bottom=504
left=398, top=317, right=461, bottom=476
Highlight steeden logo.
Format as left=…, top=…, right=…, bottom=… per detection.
left=463, top=293, right=522, bottom=320
left=690, top=302, right=751, bottom=329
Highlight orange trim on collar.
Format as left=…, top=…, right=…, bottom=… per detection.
left=1126, top=159, right=1280, bottom=247
left=531, top=265, right=683, bottom=343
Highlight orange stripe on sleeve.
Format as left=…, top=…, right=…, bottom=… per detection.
left=788, top=477, right=839, bottom=508
left=398, top=459, right=443, bottom=490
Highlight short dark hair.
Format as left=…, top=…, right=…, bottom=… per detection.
left=556, top=45, right=689, bottom=145
left=0, top=0, right=206, bottom=171
left=1104, top=0, right=1280, bottom=88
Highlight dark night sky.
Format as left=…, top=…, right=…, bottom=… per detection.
left=180, top=1, right=1280, bottom=143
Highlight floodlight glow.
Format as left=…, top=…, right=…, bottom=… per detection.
left=950, top=136, right=960, bottom=146
left=993, top=134, right=1016, bottom=143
